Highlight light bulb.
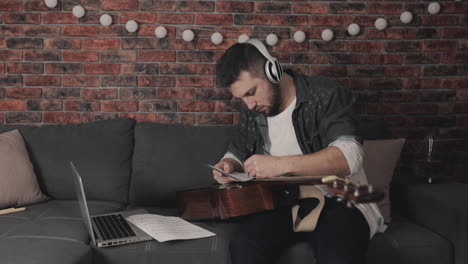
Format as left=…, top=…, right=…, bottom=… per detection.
left=155, top=26, right=167, bottom=39
left=348, top=23, right=360, bottom=36
left=321, top=29, right=334, bottom=41
left=125, top=20, right=138, bottom=33
left=100, top=14, right=112, bottom=27
left=266, top=33, right=278, bottom=46
left=375, top=18, right=387, bottom=31
left=182, top=29, right=195, bottom=42
left=428, top=2, right=441, bottom=15
left=72, top=5, right=86, bottom=18
left=293, top=31, right=306, bottom=43
left=400, top=11, right=413, bottom=24
left=44, top=0, right=57, bottom=8
left=211, top=32, right=223, bottom=45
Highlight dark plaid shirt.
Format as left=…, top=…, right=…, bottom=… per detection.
left=227, top=69, right=360, bottom=163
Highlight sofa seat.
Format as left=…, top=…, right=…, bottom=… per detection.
left=0, top=200, right=125, bottom=264
left=94, top=205, right=238, bottom=264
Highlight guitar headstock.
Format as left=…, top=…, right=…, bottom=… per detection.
left=321, top=176, right=384, bottom=207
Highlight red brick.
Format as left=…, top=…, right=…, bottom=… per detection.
left=310, top=66, right=346, bottom=77
left=24, top=25, right=60, bottom=37
left=272, top=15, right=308, bottom=26
left=139, top=101, right=177, bottom=112
left=63, top=26, right=100, bottom=36
left=43, top=13, right=78, bottom=24
left=195, top=89, right=233, bottom=100
left=385, top=66, right=421, bottom=77
left=0, top=113, right=3, bottom=123
left=0, top=75, right=22, bottom=86
left=65, top=100, right=100, bottom=112
left=101, top=51, right=137, bottom=62
left=441, top=53, right=468, bottom=64
left=25, top=75, right=61, bottom=86
left=197, top=64, right=215, bottom=75
left=139, top=0, right=176, bottom=11
left=83, top=39, right=120, bottom=50
left=292, top=3, right=328, bottom=14
left=0, top=100, right=26, bottom=111
left=255, top=3, right=291, bottom=13
left=7, top=63, right=43, bottom=74
left=118, top=13, right=157, bottom=24
left=0, top=64, right=4, bottom=74
left=139, top=76, right=175, bottom=87
left=4, top=13, right=41, bottom=24
left=273, top=40, right=309, bottom=52
left=120, top=113, right=158, bottom=122
left=45, top=38, right=81, bottom=49
left=421, top=16, right=458, bottom=26
left=292, top=53, right=329, bottom=64
left=423, top=40, right=457, bottom=52
left=178, top=1, right=215, bottom=12
left=24, top=50, right=61, bottom=61
left=368, top=54, right=402, bottom=64
left=234, top=14, right=270, bottom=25
left=43, top=88, right=80, bottom=99
left=63, top=76, right=99, bottom=87
left=27, top=100, right=62, bottom=111
left=382, top=91, right=419, bottom=103
left=84, top=64, right=120, bottom=75
left=122, top=38, right=157, bottom=49
left=197, top=113, right=233, bottom=125
left=121, top=63, right=159, bottom=75
left=367, top=3, right=403, bottom=14
left=405, top=54, right=440, bottom=64
left=217, top=2, right=254, bottom=13
left=158, top=88, right=195, bottom=100
left=101, top=101, right=138, bottom=112
left=6, top=112, right=42, bottom=123
left=44, top=112, right=82, bottom=123
left=441, top=78, right=468, bottom=89
left=46, top=63, right=82, bottom=74
left=0, top=25, right=23, bottom=36
left=441, top=2, right=468, bottom=14
left=195, top=14, right=232, bottom=25
left=310, top=16, right=353, bottom=26
left=158, top=113, right=195, bottom=125
left=197, top=39, right=236, bottom=50
left=157, top=13, right=193, bottom=24
left=178, top=76, right=214, bottom=87
left=6, top=88, right=42, bottom=99
left=25, top=0, right=58, bottom=11
left=404, top=78, right=441, bottom=90
left=443, top=28, right=468, bottom=39
left=348, top=41, right=385, bottom=52
left=103, top=0, right=138, bottom=11
left=0, top=1, right=23, bottom=11
left=81, top=89, right=119, bottom=100
left=348, top=66, right=385, bottom=77
left=120, top=88, right=157, bottom=100
left=63, top=51, right=99, bottom=62
left=139, top=51, right=176, bottom=62
left=0, top=50, right=22, bottom=61
left=215, top=101, right=241, bottom=112
left=177, top=101, right=215, bottom=112
left=160, top=63, right=196, bottom=75
left=82, top=113, right=119, bottom=123
left=0, top=38, right=5, bottom=48
left=177, top=51, right=215, bottom=62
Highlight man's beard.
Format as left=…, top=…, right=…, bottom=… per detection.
left=265, top=82, right=282, bottom=117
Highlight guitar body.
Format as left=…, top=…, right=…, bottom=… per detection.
left=177, top=181, right=320, bottom=220
left=177, top=177, right=384, bottom=221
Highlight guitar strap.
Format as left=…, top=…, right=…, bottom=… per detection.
left=291, top=185, right=325, bottom=232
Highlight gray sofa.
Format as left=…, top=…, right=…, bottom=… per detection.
left=0, top=118, right=466, bottom=264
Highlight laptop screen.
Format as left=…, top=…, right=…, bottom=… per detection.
left=70, top=161, right=97, bottom=246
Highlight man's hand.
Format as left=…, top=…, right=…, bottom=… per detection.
left=212, top=160, right=238, bottom=184
left=243, top=155, right=284, bottom=179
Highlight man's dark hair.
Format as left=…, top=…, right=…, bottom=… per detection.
left=216, top=43, right=267, bottom=89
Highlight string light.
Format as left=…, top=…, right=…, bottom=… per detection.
left=100, top=14, right=112, bottom=27
left=72, top=5, right=85, bottom=18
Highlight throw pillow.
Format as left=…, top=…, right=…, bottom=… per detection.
left=363, top=138, right=405, bottom=223
left=0, top=130, right=48, bottom=209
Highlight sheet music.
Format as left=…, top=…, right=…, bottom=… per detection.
left=126, top=214, right=216, bottom=242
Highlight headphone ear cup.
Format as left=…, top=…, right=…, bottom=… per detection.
left=264, top=60, right=278, bottom=84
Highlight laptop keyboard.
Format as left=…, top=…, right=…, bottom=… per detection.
left=93, top=214, right=136, bottom=240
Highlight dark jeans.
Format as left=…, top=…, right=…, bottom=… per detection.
left=230, top=198, right=370, bottom=264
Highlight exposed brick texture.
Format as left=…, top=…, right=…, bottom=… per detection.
left=0, top=0, right=467, bottom=181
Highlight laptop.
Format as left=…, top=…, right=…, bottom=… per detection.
left=70, top=161, right=153, bottom=247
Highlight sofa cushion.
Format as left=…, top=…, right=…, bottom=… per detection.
left=0, top=129, right=48, bottom=209
left=366, top=217, right=453, bottom=264
left=0, top=119, right=135, bottom=203
left=130, top=123, right=234, bottom=206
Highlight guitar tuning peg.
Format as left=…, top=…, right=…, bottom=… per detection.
left=367, top=185, right=373, bottom=194
left=336, top=197, right=343, bottom=202
left=354, top=188, right=360, bottom=197
left=346, top=201, right=353, bottom=208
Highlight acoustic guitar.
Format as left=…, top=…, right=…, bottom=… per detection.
left=177, top=176, right=384, bottom=221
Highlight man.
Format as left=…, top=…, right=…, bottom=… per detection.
left=212, top=39, right=386, bottom=264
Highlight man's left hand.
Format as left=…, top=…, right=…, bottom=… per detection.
left=243, top=155, right=284, bottom=179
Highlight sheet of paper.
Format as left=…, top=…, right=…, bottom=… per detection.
left=126, top=214, right=216, bottom=242
left=206, top=164, right=254, bottom=182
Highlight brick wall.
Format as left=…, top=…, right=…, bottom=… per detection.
left=0, top=0, right=467, bottom=181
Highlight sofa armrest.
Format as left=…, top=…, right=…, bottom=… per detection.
left=406, top=182, right=468, bottom=264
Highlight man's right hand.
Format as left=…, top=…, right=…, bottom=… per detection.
left=212, top=160, right=237, bottom=184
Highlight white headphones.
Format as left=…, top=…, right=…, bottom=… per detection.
left=244, top=39, right=283, bottom=84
